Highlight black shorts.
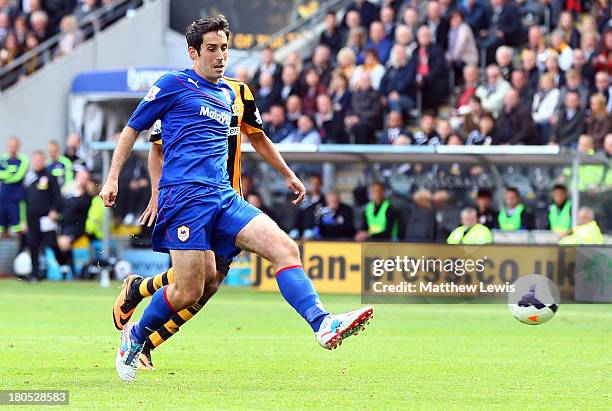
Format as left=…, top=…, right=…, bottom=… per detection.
left=215, top=253, right=233, bottom=276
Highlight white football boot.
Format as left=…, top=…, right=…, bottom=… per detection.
left=315, top=306, right=374, bottom=350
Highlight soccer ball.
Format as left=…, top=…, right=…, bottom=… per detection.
left=508, top=301, right=558, bottom=325
left=508, top=274, right=560, bottom=325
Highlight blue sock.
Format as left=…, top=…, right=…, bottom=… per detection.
left=131, top=285, right=176, bottom=343
left=276, top=265, right=329, bottom=331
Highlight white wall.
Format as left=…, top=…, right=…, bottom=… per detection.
left=0, top=0, right=166, bottom=154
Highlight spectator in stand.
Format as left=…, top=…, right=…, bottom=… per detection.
left=22, top=31, right=46, bottom=75
left=544, top=52, right=565, bottom=88
left=409, top=25, right=448, bottom=113
left=558, top=11, right=580, bottom=49
left=0, top=0, right=18, bottom=20
left=345, top=71, right=383, bottom=144
left=459, top=0, right=488, bottom=35
left=511, top=69, right=535, bottom=106
left=525, top=25, right=547, bottom=71
left=495, top=88, right=538, bottom=145
left=329, top=70, right=352, bottom=117
left=284, top=51, right=303, bottom=73
left=0, top=32, right=21, bottom=66
left=572, top=48, right=595, bottom=90
left=557, top=68, right=589, bottom=111
left=255, top=71, right=281, bottom=115
left=0, top=11, right=10, bottom=45
left=412, top=111, right=441, bottom=146
left=344, top=0, right=379, bottom=29
left=360, top=20, right=393, bottom=65
left=252, top=47, right=282, bottom=90
left=497, top=187, right=535, bottom=231
left=300, top=67, right=327, bottom=116
left=345, top=26, right=367, bottom=59
left=281, top=114, right=321, bottom=145
left=592, top=0, right=611, bottom=33
left=593, top=28, right=612, bottom=73
left=422, top=0, right=449, bottom=51
left=351, top=48, right=385, bottom=90
left=581, top=30, right=600, bottom=68
left=532, top=73, right=560, bottom=142
left=495, top=45, right=514, bottom=82
left=466, top=112, right=495, bottom=145
left=233, top=66, right=250, bottom=86
left=30, top=10, right=52, bottom=43
left=454, top=64, right=480, bottom=111
left=315, top=94, right=346, bottom=143
left=336, top=47, right=357, bottom=83
left=342, top=9, right=361, bottom=36
left=404, top=189, right=436, bottom=242
left=446, top=133, right=464, bottom=145
left=550, top=90, right=586, bottom=147
left=587, top=93, right=612, bottom=149
left=379, top=5, right=396, bottom=41
left=392, top=24, right=417, bottom=62
left=279, top=64, right=302, bottom=103
left=305, top=44, right=333, bottom=87
left=263, top=104, right=294, bottom=143
left=46, top=139, right=73, bottom=188
left=477, top=0, right=522, bottom=63
left=475, top=188, right=497, bottom=229
left=400, top=6, right=420, bottom=37
left=112, top=133, right=149, bottom=226
left=380, top=44, right=414, bottom=116
left=520, top=48, right=541, bottom=94
left=593, top=71, right=612, bottom=112
left=13, top=15, right=28, bottom=48
left=447, top=206, right=493, bottom=244
left=55, top=14, right=83, bottom=58
left=307, top=191, right=355, bottom=239
left=436, top=119, right=452, bottom=144
left=355, top=181, right=399, bottom=241
left=73, top=0, right=99, bottom=22
left=285, top=94, right=302, bottom=127
left=457, top=94, right=486, bottom=136
left=446, top=9, right=478, bottom=81
left=550, top=29, right=573, bottom=72
left=58, top=168, right=94, bottom=275
left=319, top=10, right=343, bottom=56
left=475, top=64, right=511, bottom=117
left=246, top=192, right=277, bottom=223
left=378, top=110, right=412, bottom=144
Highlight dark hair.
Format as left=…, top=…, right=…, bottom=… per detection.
left=552, top=183, right=567, bottom=192
left=449, top=10, right=464, bottom=20
left=506, top=187, right=520, bottom=196
left=477, top=188, right=492, bottom=199
left=372, top=181, right=386, bottom=189
left=421, top=110, right=436, bottom=119
left=185, top=15, right=230, bottom=54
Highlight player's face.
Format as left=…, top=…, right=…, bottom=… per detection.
left=190, top=30, right=228, bottom=82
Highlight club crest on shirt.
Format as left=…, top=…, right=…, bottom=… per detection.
left=222, top=89, right=232, bottom=105
left=177, top=225, right=190, bottom=242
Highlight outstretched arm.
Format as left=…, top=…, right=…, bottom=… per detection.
left=140, top=143, right=163, bottom=226
left=249, top=132, right=306, bottom=205
left=99, top=126, right=139, bottom=207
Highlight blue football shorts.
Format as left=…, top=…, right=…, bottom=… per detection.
left=152, top=183, right=261, bottom=259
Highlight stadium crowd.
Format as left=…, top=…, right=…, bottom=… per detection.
left=0, top=0, right=143, bottom=89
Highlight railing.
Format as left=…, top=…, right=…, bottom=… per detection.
left=0, top=0, right=153, bottom=93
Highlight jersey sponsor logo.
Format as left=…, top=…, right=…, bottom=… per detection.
left=188, top=78, right=199, bottom=88
left=177, top=225, right=190, bottom=242
left=227, top=126, right=240, bottom=136
left=199, top=105, right=232, bottom=126
left=144, top=86, right=161, bottom=102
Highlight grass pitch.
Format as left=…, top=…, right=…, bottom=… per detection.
left=0, top=279, right=610, bottom=410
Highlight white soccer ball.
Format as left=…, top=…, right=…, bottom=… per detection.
left=508, top=302, right=558, bottom=325
left=113, top=260, right=132, bottom=281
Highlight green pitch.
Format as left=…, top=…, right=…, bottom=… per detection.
left=0, top=279, right=610, bottom=410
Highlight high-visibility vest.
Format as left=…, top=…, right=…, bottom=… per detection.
left=548, top=200, right=572, bottom=233
left=498, top=204, right=525, bottom=231
left=559, top=221, right=604, bottom=245
left=365, top=199, right=398, bottom=239
left=85, top=196, right=105, bottom=240
left=447, top=224, right=493, bottom=244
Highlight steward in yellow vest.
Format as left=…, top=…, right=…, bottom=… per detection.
left=448, top=207, right=493, bottom=244
left=559, top=207, right=604, bottom=245
left=354, top=182, right=399, bottom=241
left=497, top=187, right=534, bottom=231
left=547, top=184, right=572, bottom=234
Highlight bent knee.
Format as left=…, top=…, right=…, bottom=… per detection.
left=175, top=284, right=204, bottom=307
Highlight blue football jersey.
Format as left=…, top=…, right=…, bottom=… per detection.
left=127, top=69, right=235, bottom=189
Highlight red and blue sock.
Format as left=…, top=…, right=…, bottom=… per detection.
left=276, top=265, right=329, bottom=331
left=131, top=285, right=177, bottom=344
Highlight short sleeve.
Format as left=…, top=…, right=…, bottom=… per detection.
left=127, top=73, right=181, bottom=132
left=240, top=84, right=264, bottom=137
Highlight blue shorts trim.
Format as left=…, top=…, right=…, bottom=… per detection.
left=152, top=183, right=261, bottom=259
